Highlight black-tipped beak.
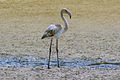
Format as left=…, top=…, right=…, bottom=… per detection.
left=70, top=15, right=71, bottom=19
left=67, top=11, right=71, bottom=19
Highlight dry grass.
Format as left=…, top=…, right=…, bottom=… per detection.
left=0, top=0, right=120, bottom=19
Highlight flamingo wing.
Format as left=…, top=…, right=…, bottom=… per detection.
left=41, top=24, right=62, bottom=39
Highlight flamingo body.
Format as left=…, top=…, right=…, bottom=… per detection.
left=41, top=24, right=63, bottom=39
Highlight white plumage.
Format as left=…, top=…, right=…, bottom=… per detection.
left=42, top=24, right=63, bottom=39
left=41, top=8, right=71, bottom=69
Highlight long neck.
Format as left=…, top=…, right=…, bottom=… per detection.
left=61, top=11, right=69, bottom=33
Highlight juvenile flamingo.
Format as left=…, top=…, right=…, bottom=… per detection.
left=41, top=8, right=71, bottom=69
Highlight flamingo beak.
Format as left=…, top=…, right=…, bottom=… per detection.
left=67, top=11, right=71, bottom=19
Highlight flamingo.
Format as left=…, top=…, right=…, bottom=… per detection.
left=41, top=8, right=71, bottom=69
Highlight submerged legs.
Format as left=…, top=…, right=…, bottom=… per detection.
left=56, top=39, right=60, bottom=67
left=48, top=38, right=60, bottom=69
left=48, top=38, right=53, bottom=69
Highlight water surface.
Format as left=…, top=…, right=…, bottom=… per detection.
left=0, top=56, right=120, bottom=68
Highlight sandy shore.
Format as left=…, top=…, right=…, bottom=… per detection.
left=0, top=0, right=120, bottom=80
left=0, top=66, right=120, bottom=80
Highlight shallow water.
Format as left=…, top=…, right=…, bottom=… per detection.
left=0, top=56, right=120, bottom=68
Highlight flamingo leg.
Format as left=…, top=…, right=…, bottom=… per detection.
left=56, top=39, right=60, bottom=67
left=48, top=38, right=53, bottom=69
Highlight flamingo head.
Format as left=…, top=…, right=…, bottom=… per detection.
left=61, top=8, right=71, bottom=19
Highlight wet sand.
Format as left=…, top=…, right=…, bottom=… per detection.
left=0, top=66, right=120, bottom=80
left=0, top=0, right=120, bottom=80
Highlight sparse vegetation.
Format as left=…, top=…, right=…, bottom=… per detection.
left=0, top=0, right=120, bottom=19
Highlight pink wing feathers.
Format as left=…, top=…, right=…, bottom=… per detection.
left=41, top=24, right=62, bottom=39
